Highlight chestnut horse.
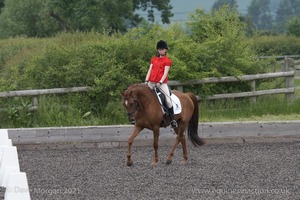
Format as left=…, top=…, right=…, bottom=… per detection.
left=121, top=83, right=205, bottom=166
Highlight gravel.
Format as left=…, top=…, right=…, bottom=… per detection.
left=3, top=141, right=300, bottom=200
left=0, top=187, right=4, bottom=199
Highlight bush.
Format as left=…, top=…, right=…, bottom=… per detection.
left=0, top=11, right=271, bottom=127
left=253, top=35, right=300, bottom=55
left=287, top=16, right=300, bottom=37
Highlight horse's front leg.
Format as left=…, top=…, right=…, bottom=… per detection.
left=127, top=126, right=143, bottom=166
left=152, top=128, right=160, bottom=166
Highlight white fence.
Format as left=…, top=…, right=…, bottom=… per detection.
left=0, top=129, right=30, bottom=200
left=6, top=121, right=300, bottom=149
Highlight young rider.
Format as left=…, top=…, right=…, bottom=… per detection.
left=145, top=40, right=178, bottom=128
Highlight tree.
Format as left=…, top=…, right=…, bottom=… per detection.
left=0, top=0, right=173, bottom=38
left=0, top=0, right=57, bottom=38
left=186, top=6, right=262, bottom=78
left=287, top=16, right=300, bottom=37
left=133, top=0, right=173, bottom=24
left=0, top=0, right=4, bottom=12
left=212, top=0, right=238, bottom=11
left=275, top=0, right=300, bottom=33
left=247, top=0, right=273, bottom=30
left=0, top=0, right=63, bottom=38
left=45, top=0, right=162, bottom=32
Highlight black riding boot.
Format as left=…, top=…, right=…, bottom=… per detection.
left=168, top=107, right=178, bottom=128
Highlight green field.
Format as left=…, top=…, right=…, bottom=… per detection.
left=201, top=86, right=300, bottom=122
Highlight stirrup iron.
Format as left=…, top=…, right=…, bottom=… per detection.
left=170, top=120, right=178, bottom=128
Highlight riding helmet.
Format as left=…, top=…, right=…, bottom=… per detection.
left=156, top=40, right=168, bottom=49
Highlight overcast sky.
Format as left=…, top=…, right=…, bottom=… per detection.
left=137, top=0, right=252, bottom=24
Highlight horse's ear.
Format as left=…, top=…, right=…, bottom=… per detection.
left=120, top=89, right=132, bottom=96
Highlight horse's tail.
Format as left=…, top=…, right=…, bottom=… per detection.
left=187, top=93, right=205, bottom=147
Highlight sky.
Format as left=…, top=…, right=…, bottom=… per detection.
left=137, top=0, right=253, bottom=24
left=170, top=0, right=252, bottom=23
left=170, top=0, right=212, bottom=23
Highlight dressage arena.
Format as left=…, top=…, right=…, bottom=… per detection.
left=1, top=121, right=300, bottom=199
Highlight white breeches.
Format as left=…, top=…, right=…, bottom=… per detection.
left=147, top=82, right=172, bottom=108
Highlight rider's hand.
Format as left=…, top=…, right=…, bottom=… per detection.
left=156, top=81, right=162, bottom=87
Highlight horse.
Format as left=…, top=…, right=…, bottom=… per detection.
left=121, top=83, right=205, bottom=166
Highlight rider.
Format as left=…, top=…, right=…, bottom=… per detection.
left=145, top=40, right=178, bottom=128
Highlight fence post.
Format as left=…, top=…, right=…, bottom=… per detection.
left=176, top=86, right=183, bottom=92
left=32, top=96, right=38, bottom=111
left=284, top=58, right=295, bottom=102
left=250, top=80, right=256, bottom=103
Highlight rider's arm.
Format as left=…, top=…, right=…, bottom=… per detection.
left=145, top=64, right=153, bottom=82
left=159, top=66, right=170, bottom=83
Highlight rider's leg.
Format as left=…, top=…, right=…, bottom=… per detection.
left=147, top=82, right=155, bottom=89
left=159, top=84, right=178, bottom=128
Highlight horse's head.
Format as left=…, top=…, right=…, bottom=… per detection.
left=121, top=88, right=140, bottom=124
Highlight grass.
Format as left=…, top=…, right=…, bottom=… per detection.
left=200, top=93, right=300, bottom=122
left=200, top=68, right=300, bottom=123
left=1, top=93, right=300, bottom=128
left=201, top=113, right=300, bottom=122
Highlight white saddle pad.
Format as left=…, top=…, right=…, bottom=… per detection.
left=171, top=93, right=181, bottom=114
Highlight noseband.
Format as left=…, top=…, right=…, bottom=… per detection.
left=126, top=97, right=140, bottom=116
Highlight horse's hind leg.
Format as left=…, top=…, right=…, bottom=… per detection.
left=180, top=133, right=188, bottom=165
left=152, top=128, right=160, bottom=166
left=166, top=133, right=180, bottom=165
left=166, top=126, right=188, bottom=165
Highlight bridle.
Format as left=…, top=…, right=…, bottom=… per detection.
left=125, top=97, right=140, bottom=117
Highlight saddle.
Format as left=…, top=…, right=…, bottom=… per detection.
left=153, top=87, right=181, bottom=127
left=154, top=87, right=169, bottom=114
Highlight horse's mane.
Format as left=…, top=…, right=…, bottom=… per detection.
left=127, top=83, right=146, bottom=90
left=126, top=83, right=152, bottom=95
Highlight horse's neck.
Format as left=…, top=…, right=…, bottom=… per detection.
left=135, top=88, right=158, bottom=109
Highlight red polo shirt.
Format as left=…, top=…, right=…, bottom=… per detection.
left=149, top=56, right=172, bottom=83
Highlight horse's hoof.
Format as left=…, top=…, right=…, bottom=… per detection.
left=151, top=161, right=158, bottom=166
left=166, top=159, right=172, bottom=165
left=127, top=161, right=133, bottom=166
left=181, top=160, right=187, bottom=165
